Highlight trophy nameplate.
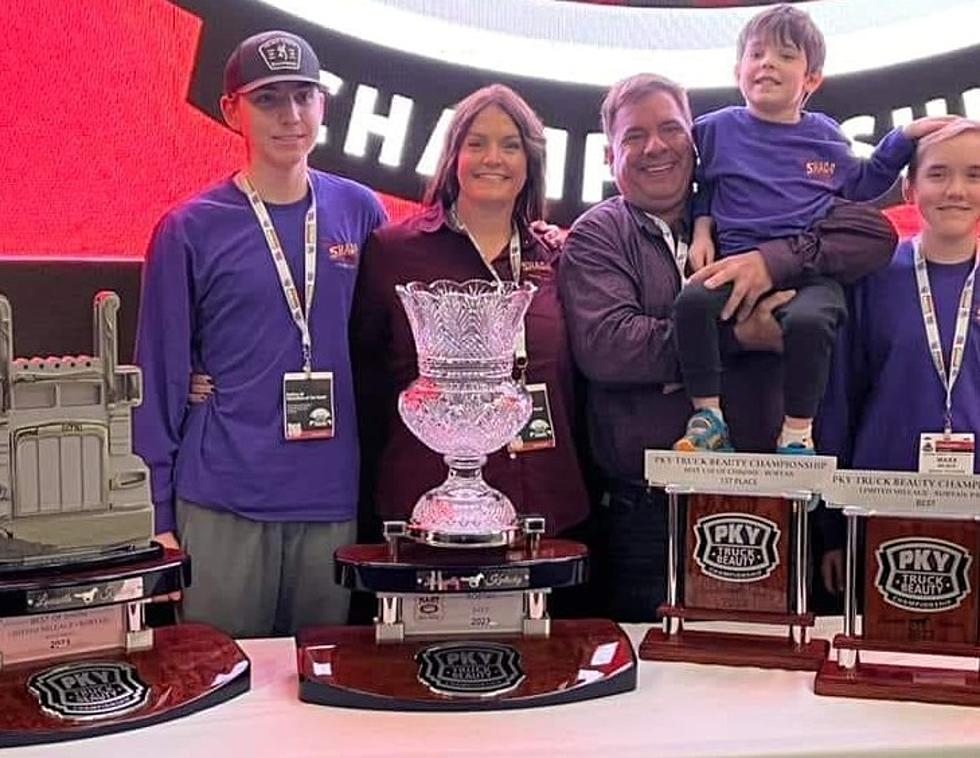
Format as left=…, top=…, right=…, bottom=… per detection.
left=0, top=293, right=250, bottom=746
left=815, top=470, right=980, bottom=706
left=639, top=451, right=834, bottom=670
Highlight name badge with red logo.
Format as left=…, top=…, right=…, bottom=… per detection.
left=918, top=432, right=975, bottom=475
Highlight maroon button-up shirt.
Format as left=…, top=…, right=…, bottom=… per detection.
left=350, top=204, right=590, bottom=535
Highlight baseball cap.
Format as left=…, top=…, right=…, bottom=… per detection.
left=223, top=30, right=322, bottom=96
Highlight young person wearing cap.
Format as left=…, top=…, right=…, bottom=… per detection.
left=133, top=30, right=386, bottom=638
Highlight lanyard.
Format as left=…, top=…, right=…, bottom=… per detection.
left=912, top=235, right=979, bottom=434
left=644, top=212, right=689, bottom=283
left=236, top=172, right=318, bottom=375
left=449, top=205, right=529, bottom=380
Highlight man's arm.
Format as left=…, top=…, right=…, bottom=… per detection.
left=132, top=215, right=195, bottom=538
left=558, top=215, right=680, bottom=385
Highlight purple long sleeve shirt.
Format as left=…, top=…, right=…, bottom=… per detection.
left=134, top=171, right=386, bottom=533
left=560, top=197, right=900, bottom=484
left=694, top=106, right=914, bottom=256
left=818, top=240, right=980, bottom=472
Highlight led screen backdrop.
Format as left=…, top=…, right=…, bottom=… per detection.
left=1, top=0, right=980, bottom=259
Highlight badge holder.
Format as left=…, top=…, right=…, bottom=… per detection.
left=639, top=451, right=835, bottom=670
left=0, top=294, right=249, bottom=746
left=815, top=470, right=980, bottom=706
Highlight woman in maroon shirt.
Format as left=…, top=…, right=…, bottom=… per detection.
left=350, top=84, right=590, bottom=541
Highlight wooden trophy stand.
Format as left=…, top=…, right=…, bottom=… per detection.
left=0, top=546, right=250, bottom=746
left=815, top=470, right=980, bottom=706
left=297, top=519, right=636, bottom=710
left=639, top=451, right=835, bottom=670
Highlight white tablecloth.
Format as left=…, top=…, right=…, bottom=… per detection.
left=13, top=621, right=980, bottom=757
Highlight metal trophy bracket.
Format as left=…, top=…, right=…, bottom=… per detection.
left=639, top=450, right=836, bottom=670
left=0, top=293, right=249, bottom=746
left=815, top=470, right=980, bottom=706
left=296, top=281, right=636, bottom=710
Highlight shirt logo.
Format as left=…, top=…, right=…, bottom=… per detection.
left=258, top=38, right=302, bottom=72
left=326, top=241, right=359, bottom=267
left=693, top=513, right=781, bottom=583
left=875, top=537, right=972, bottom=613
left=805, top=160, right=837, bottom=180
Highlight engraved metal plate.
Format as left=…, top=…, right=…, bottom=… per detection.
left=416, top=641, right=524, bottom=698
left=404, top=592, right=524, bottom=636
left=415, top=567, right=530, bottom=593
left=26, top=577, right=144, bottom=613
left=645, top=450, right=836, bottom=498
left=824, top=470, right=980, bottom=517
left=0, top=607, right=126, bottom=667
left=27, top=660, right=150, bottom=721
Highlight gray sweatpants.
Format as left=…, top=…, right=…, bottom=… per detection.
left=175, top=498, right=355, bottom=638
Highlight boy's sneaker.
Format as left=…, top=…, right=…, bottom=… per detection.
left=776, top=441, right=816, bottom=455
left=673, top=409, right=733, bottom=452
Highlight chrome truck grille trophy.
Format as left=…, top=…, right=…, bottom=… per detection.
left=297, top=280, right=635, bottom=710
left=0, top=293, right=248, bottom=747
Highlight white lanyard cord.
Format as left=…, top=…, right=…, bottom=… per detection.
left=236, top=172, right=318, bottom=375
left=912, top=234, right=979, bottom=434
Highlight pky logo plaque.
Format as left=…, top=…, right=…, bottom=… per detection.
left=875, top=537, right=973, bottom=613
left=27, top=661, right=150, bottom=721
left=416, top=642, right=524, bottom=698
left=693, top=513, right=781, bottom=583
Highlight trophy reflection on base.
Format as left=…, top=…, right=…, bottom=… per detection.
left=297, top=281, right=635, bottom=710
left=815, top=470, right=980, bottom=706
left=0, top=294, right=248, bottom=746
left=639, top=450, right=835, bottom=670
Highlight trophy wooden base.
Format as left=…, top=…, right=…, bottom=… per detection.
left=0, top=624, right=250, bottom=747
left=297, top=619, right=636, bottom=710
left=815, top=659, right=980, bottom=707
left=639, top=627, right=829, bottom=671
left=814, top=633, right=980, bottom=706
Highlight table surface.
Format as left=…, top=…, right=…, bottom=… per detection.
left=10, top=620, right=980, bottom=758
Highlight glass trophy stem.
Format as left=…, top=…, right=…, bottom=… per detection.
left=443, top=454, right=489, bottom=482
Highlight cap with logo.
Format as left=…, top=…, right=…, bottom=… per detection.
left=223, top=30, right=322, bottom=96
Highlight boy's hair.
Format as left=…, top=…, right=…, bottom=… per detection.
left=600, top=73, right=692, bottom=142
left=424, top=84, right=547, bottom=224
left=908, top=118, right=980, bottom=179
left=737, top=3, right=826, bottom=74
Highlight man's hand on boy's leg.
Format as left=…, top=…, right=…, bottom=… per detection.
left=689, top=249, right=773, bottom=322
left=903, top=115, right=958, bottom=141
left=689, top=216, right=716, bottom=272
left=688, top=236, right=715, bottom=272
